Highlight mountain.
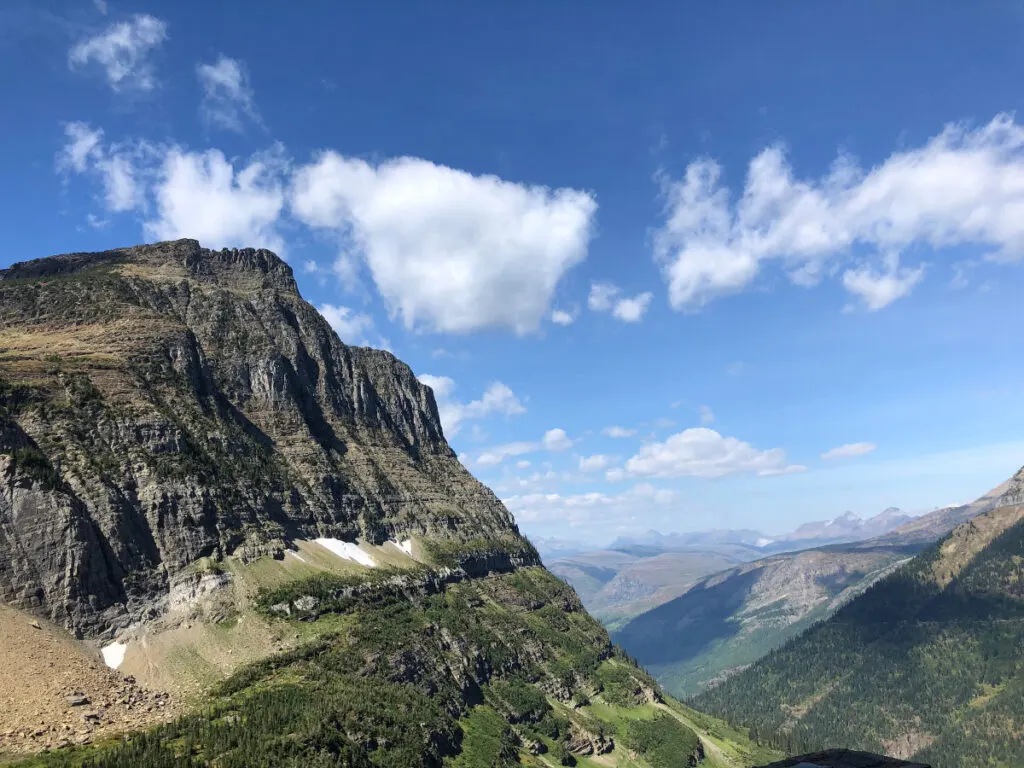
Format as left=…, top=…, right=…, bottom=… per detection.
left=608, top=509, right=916, bottom=557
left=612, top=542, right=916, bottom=698
left=876, top=479, right=1011, bottom=545
left=0, top=240, right=777, bottom=766
left=611, top=481, right=1009, bottom=698
left=694, top=468, right=1024, bottom=767
left=609, top=529, right=767, bottom=550
left=774, top=508, right=914, bottom=547
left=549, top=547, right=762, bottom=630
left=549, top=510, right=923, bottom=632
left=530, top=536, right=591, bottom=561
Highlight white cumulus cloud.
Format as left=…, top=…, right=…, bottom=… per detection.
left=57, top=122, right=103, bottom=173
left=291, top=152, right=596, bottom=334
left=542, top=428, right=573, bottom=452
left=318, top=304, right=375, bottom=345
left=69, top=14, right=167, bottom=91
left=654, top=114, right=1024, bottom=311
left=416, top=376, right=526, bottom=437
left=578, top=454, right=611, bottom=473
left=821, top=442, right=877, bottom=461
left=623, top=427, right=804, bottom=479
left=551, top=309, right=576, bottom=326
left=144, top=145, right=288, bottom=253
left=588, top=281, right=653, bottom=322
left=197, top=55, right=261, bottom=133
left=842, top=255, right=925, bottom=311
left=612, top=292, right=653, bottom=322
left=57, top=122, right=147, bottom=213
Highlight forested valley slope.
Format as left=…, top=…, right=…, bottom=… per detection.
left=695, top=469, right=1024, bottom=767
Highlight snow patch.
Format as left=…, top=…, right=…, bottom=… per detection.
left=388, top=539, right=415, bottom=556
left=755, top=537, right=775, bottom=548
left=314, top=538, right=376, bottom=567
left=102, top=641, right=127, bottom=670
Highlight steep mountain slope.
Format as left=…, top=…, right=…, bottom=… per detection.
left=610, top=479, right=1011, bottom=698
left=0, top=604, right=179, bottom=754
left=549, top=548, right=757, bottom=629
left=694, top=472, right=1024, bottom=768
left=613, top=543, right=914, bottom=698
left=0, top=239, right=528, bottom=638
left=0, top=241, right=777, bottom=767
left=553, top=509, right=938, bottom=636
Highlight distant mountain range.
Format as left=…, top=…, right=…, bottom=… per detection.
left=547, top=506, right=930, bottom=630
left=694, top=466, right=1024, bottom=767
left=609, top=507, right=919, bottom=555
left=552, top=478, right=1012, bottom=698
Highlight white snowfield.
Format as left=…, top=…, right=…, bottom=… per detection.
left=392, top=539, right=415, bottom=556
left=101, top=641, right=128, bottom=669
left=314, top=538, right=377, bottom=567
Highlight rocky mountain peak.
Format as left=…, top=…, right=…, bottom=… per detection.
left=2, top=239, right=299, bottom=295
left=996, top=464, right=1024, bottom=508
left=0, top=240, right=534, bottom=638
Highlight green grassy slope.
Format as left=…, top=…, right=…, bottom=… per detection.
left=13, top=564, right=777, bottom=768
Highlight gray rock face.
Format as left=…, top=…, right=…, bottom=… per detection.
left=997, top=465, right=1024, bottom=508
left=0, top=240, right=535, bottom=636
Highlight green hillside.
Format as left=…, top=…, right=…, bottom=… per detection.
left=12, top=565, right=778, bottom=767
left=694, top=504, right=1024, bottom=767
left=613, top=544, right=914, bottom=698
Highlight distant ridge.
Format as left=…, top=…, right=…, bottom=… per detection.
left=695, top=465, right=1024, bottom=767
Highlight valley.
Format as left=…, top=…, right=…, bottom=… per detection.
left=550, top=479, right=1010, bottom=699
left=694, top=471, right=1024, bottom=767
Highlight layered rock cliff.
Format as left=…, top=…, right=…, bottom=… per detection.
left=0, top=239, right=535, bottom=637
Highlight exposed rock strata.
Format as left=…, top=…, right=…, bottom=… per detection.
left=0, top=240, right=536, bottom=637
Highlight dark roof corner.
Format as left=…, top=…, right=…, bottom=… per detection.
left=757, top=750, right=930, bottom=768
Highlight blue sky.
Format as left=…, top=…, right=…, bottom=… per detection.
left=4, top=1, right=1024, bottom=545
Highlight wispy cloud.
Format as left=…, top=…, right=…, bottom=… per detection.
left=474, top=428, right=574, bottom=467
left=68, top=14, right=167, bottom=91
left=197, top=55, right=261, bottom=132
left=821, top=442, right=877, bottom=461
left=602, top=425, right=637, bottom=438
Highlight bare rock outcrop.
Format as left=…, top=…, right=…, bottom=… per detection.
left=0, top=240, right=537, bottom=637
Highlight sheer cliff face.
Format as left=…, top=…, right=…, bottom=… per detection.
left=0, top=239, right=531, bottom=635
